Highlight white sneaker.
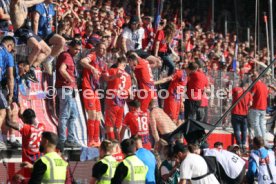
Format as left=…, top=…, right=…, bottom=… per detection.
left=43, top=56, right=54, bottom=75
left=0, top=141, right=7, bottom=150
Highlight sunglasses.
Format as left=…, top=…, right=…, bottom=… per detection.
left=102, top=35, right=111, bottom=38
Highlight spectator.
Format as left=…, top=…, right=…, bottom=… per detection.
left=55, top=39, right=81, bottom=150
left=22, top=132, right=68, bottom=184
left=111, top=138, right=148, bottom=184
left=121, top=14, right=161, bottom=66
left=90, top=140, right=117, bottom=184
left=203, top=144, right=246, bottom=184
left=5, top=60, right=30, bottom=149
left=148, top=99, right=178, bottom=144
left=120, top=100, right=152, bottom=150
left=132, top=135, right=157, bottom=184
left=160, top=145, right=180, bottom=184
left=32, top=0, right=66, bottom=75
left=153, top=22, right=176, bottom=77
left=249, top=72, right=269, bottom=142
left=10, top=0, right=51, bottom=82
left=185, top=62, right=208, bottom=121
left=173, top=142, right=220, bottom=184
left=0, top=36, right=15, bottom=150
left=247, top=136, right=276, bottom=184
left=231, top=78, right=252, bottom=151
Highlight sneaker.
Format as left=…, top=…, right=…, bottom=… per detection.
left=43, top=59, right=53, bottom=75
left=26, top=67, right=39, bottom=83
left=0, top=141, right=7, bottom=150
left=64, top=141, right=81, bottom=148
left=7, top=140, right=21, bottom=149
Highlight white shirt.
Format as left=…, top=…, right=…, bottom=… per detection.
left=122, top=27, right=144, bottom=51
left=179, top=153, right=219, bottom=184
left=203, top=148, right=245, bottom=179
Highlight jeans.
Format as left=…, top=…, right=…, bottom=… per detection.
left=231, top=114, right=247, bottom=145
left=160, top=54, right=175, bottom=76
left=249, top=109, right=266, bottom=141
left=57, top=88, right=78, bottom=143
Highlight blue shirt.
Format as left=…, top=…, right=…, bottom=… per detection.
left=33, top=3, right=55, bottom=38
left=247, top=147, right=269, bottom=184
left=136, top=148, right=156, bottom=184
left=0, top=45, right=14, bottom=82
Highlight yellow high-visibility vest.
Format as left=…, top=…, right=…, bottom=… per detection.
left=122, top=155, right=148, bottom=184
left=97, top=155, right=118, bottom=184
left=39, top=152, right=68, bottom=184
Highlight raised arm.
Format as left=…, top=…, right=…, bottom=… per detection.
left=24, top=0, right=45, bottom=8
left=136, top=0, right=142, bottom=24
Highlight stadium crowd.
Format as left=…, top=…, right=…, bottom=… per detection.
left=0, top=0, right=276, bottom=183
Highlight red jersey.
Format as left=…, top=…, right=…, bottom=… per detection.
left=153, top=30, right=168, bottom=53
left=106, top=68, right=131, bottom=107
left=251, top=81, right=268, bottom=110
left=186, top=71, right=208, bottom=101
left=20, top=123, right=45, bottom=163
left=55, top=51, right=77, bottom=89
left=123, top=110, right=151, bottom=149
left=134, top=58, right=155, bottom=91
left=168, top=70, right=187, bottom=100
left=82, top=53, right=108, bottom=90
left=232, top=87, right=252, bottom=115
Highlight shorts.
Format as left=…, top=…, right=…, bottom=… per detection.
left=164, top=97, right=181, bottom=121
left=0, top=89, right=8, bottom=109
left=44, top=32, right=56, bottom=45
left=105, top=103, right=124, bottom=128
left=14, top=27, right=42, bottom=44
left=135, top=49, right=150, bottom=59
left=82, top=89, right=101, bottom=111
left=137, top=90, right=156, bottom=112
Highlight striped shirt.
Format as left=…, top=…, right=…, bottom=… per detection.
left=149, top=107, right=177, bottom=142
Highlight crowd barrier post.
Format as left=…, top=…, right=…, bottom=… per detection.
left=268, top=0, right=274, bottom=79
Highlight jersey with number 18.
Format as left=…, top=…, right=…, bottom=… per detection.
left=123, top=110, right=151, bottom=150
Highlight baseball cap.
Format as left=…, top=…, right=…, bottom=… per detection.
left=129, top=16, right=139, bottom=24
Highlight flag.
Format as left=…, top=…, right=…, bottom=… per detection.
left=232, top=41, right=238, bottom=72
left=154, top=0, right=161, bottom=31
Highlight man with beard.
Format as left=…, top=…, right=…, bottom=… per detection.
left=22, top=131, right=68, bottom=184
